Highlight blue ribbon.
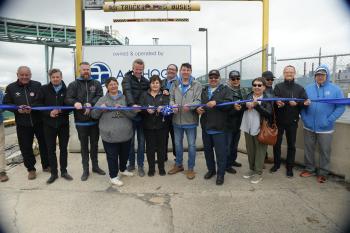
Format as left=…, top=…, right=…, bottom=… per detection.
left=1, top=98, right=349, bottom=114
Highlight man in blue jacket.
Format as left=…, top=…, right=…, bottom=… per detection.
left=300, top=64, right=345, bottom=183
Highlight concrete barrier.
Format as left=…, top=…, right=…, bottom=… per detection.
left=68, top=115, right=350, bottom=181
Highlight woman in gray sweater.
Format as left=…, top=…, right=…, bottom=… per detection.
left=91, top=77, right=136, bottom=186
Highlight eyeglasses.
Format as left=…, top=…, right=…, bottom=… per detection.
left=252, top=84, right=263, bottom=87
left=230, top=77, right=240, bottom=81
left=209, top=76, right=219, bottom=80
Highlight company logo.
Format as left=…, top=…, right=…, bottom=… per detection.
left=91, top=62, right=112, bottom=85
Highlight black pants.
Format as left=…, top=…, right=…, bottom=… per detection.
left=102, top=140, right=131, bottom=178
left=43, top=124, right=69, bottom=175
left=16, top=123, right=49, bottom=172
left=165, top=125, right=176, bottom=158
left=144, top=128, right=166, bottom=172
left=273, top=122, right=298, bottom=168
left=76, top=124, right=99, bottom=171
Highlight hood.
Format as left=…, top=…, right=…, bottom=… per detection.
left=314, top=64, right=331, bottom=85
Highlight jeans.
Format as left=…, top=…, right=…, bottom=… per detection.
left=174, top=126, right=197, bottom=170
left=128, top=119, right=145, bottom=168
left=16, top=123, right=49, bottom=171
left=76, top=124, right=100, bottom=171
left=103, top=140, right=131, bottom=179
left=202, top=131, right=228, bottom=177
left=273, top=122, right=298, bottom=168
left=226, top=130, right=241, bottom=168
left=43, top=124, right=69, bottom=175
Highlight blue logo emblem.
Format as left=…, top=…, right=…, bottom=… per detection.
left=91, top=62, right=112, bottom=85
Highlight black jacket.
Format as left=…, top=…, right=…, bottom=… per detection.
left=122, top=71, right=149, bottom=106
left=274, top=80, right=308, bottom=125
left=65, top=78, right=103, bottom=123
left=200, top=84, right=232, bottom=132
left=227, top=85, right=250, bottom=132
left=3, top=80, right=42, bottom=127
left=34, top=81, right=70, bottom=128
left=242, top=92, right=273, bottom=120
left=139, top=90, right=170, bottom=130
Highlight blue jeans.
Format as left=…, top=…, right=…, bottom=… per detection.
left=103, top=140, right=131, bottom=178
left=226, top=130, right=241, bottom=168
left=174, top=126, right=197, bottom=170
left=128, top=119, right=145, bottom=168
left=202, top=131, right=228, bottom=177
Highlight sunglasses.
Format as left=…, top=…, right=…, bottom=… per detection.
left=209, top=76, right=219, bottom=80
left=230, top=77, right=240, bottom=81
left=265, top=78, right=274, bottom=81
left=252, top=84, right=263, bottom=87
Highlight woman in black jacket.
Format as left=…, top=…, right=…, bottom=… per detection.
left=140, top=75, right=170, bottom=176
left=234, top=77, right=272, bottom=184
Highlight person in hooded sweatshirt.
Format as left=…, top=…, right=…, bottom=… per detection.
left=271, top=65, right=310, bottom=178
left=300, top=64, right=345, bottom=183
left=91, top=77, right=136, bottom=186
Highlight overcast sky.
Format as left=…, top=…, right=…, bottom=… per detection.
left=0, top=0, right=350, bottom=85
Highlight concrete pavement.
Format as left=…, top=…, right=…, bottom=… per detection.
left=0, top=152, right=349, bottom=233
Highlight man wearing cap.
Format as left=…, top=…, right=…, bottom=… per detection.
left=197, top=69, right=232, bottom=185
left=271, top=65, right=309, bottom=177
left=262, top=70, right=275, bottom=164
left=300, top=64, right=345, bottom=183
left=226, top=70, right=250, bottom=173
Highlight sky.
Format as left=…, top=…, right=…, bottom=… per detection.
left=0, top=0, right=350, bottom=85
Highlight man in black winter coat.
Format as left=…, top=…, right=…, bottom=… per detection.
left=271, top=65, right=310, bottom=177
left=197, top=70, right=232, bottom=185
left=65, top=62, right=105, bottom=181
left=3, top=66, right=49, bottom=180
left=121, top=58, right=149, bottom=177
left=34, top=68, right=73, bottom=184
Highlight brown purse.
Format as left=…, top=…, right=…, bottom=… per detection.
left=257, top=105, right=278, bottom=145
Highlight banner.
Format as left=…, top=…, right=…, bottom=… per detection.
left=83, top=45, right=191, bottom=85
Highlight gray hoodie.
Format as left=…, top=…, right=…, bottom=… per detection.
left=91, top=93, right=136, bottom=143
left=170, top=78, right=202, bottom=126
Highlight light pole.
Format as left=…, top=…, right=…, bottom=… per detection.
left=198, top=27, right=208, bottom=79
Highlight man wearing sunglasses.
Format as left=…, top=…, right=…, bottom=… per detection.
left=272, top=65, right=309, bottom=178
left=226, top=70, right=250, bottom=173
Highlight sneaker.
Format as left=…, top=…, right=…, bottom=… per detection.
left=270, top=165, right=280, bottom=173
left=119, top=170, right=134, bottom=177
left=250, top=174, right=263, bottom=184
left=127, top=165, right=135, bottom=172
left=138, top=167, right=145, bottom=177
left=317, top=175, right=327, bottom=183
left=0, top=172, right=9, bottom=182
left=242, top=170, right=255, bottom=179
left=110, top=177, right=124, bottom=186
left=300, top=170, right=315, bottom=178
left=185, top=170, right=196, bottom=180
left=28, top=171, right=37, bottom=180
left=168, top=165, right=184, bottom=175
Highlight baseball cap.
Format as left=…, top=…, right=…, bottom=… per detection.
left=208, top=69, right=220, bottom=77
left=229, top=70, right=240, bottom=78
left=262, top=71, right=275, bottom=79
left=315, top=67, right=327, bottom=75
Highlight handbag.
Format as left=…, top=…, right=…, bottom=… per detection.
left=257, top=105, right=278, bottom=145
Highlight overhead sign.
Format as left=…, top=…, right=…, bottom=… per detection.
left=103, top=2, right=200, bottom=12
left=113, top=18, right=189, bottom=23
left=83, top=45, right=191, bottom=85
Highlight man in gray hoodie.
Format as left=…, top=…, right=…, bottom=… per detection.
left=168, top=63, right=202, bottom=180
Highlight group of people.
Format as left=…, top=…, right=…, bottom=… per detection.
left=0, top=59, right=345, bottom=186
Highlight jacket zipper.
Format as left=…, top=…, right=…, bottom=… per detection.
left=55, top=91, right=58, bottom=128
left=24, top=86, right=34, bottom=127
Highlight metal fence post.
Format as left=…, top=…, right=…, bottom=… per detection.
left=332, top=55, right=337, bottom=83
left=270, top=47, right=275, bottom=74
